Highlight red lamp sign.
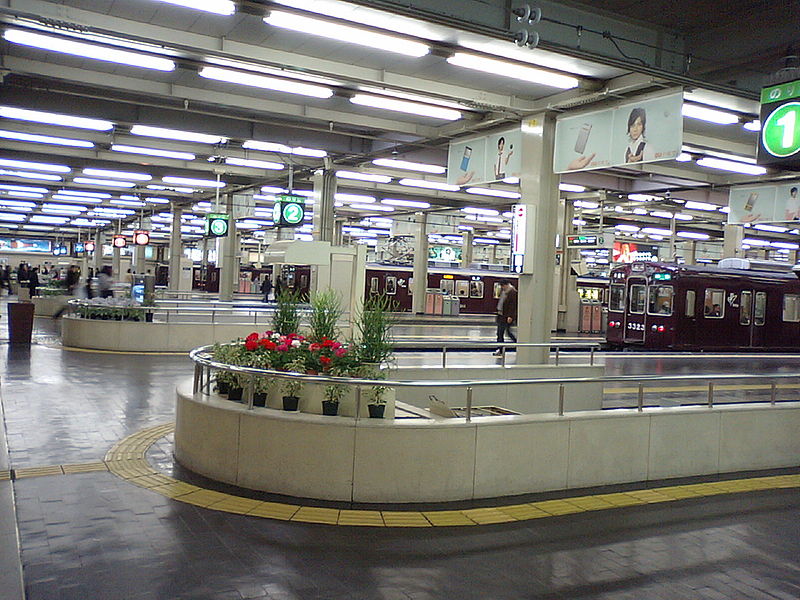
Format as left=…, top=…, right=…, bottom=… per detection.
left=112, top=235, right=127, bottom=249
left=84, top=241, right=95, bottom=253
left=133, top=230, right=150, bottom=246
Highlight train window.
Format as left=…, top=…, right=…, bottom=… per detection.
left=685, top=290, right=696, bottom=317
left=629, top=284, right=646, bottom=314
left=740, top=291, right=752, bottom=325
left=703, top=289, right=725, bottom=318
left=610, top=284, right=625, bottom=311
left=647, top=286, right=673, bottom=315
left=754, top=292, right=767, bottom=326
left=782, top=294, right=800, bottom=322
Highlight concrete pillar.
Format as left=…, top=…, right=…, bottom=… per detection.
left=219, top=194, right=238, bottom=301
left=411, top=212, right=428, bottom=314
left=723, top=224, right=744, bottom=258
left=687, top=241, right=697, bottom=265
left=555, top=197, right=574, bottom=332
left=92, top=230, right=102, bottom=274
left=112, top=223, right=121, bottom=282
left=460, top=229, right=474, bottom=268
left=490, top=242, right=497, bottom=265
left=312, top=166, right=336, bottom=242
left=168, top=205, right=183, bottom=291
left=516, top=114, right=560, bottom=365
left=668, top=214, right=677, bottom=262
left=133, top=244, right=146, bottom=273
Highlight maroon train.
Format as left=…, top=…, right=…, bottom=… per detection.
left=606, top=261, right=800, bottom=351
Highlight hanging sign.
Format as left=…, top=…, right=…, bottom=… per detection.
left=272, top=194, right=305, bottom=227
left=112, top=235, right=127, bottom=249
left=133, top=230, right=150, bottom=245
left=205, top=213, right=230, bottom=237
left=758, top=80, right=800, bottom=169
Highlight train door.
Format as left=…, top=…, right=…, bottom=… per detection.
left=739, top=290, right=754, bottom=347
left=681, top=288, right=698, bottom=347
left=750, top=290, right=767, bottom=347
left=624, top=278, right=647, bottom=343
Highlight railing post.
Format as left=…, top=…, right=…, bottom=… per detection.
left=707, top=381, right=714, bottom=408
left=500, top=347, right=507, bottom=367
left=558, top=383, right=565, bottom=416
left=245, top=375, right=255, bottom=410
left=555, top=346, right=560, bottom=366
left=441, top=347, right=447, bottom=369
left=355, top=386, right=362, bottom=421
left=637, top=383, right=644, bottom=412
left=193, top=362, right=201, bottom=394
left=465, top=386, right=473, bottom=422
left=590, top=346, right=595, bottom=366
left=770, top=382, right=777, bottom=406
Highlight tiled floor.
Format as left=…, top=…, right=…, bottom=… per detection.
left=1, top=310, right=799, bottom=599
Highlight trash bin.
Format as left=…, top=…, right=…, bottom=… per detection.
left=8, top=302, right=34, bottom=344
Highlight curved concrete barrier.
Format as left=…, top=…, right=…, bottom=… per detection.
left=174, top=380, right=800, bottom=503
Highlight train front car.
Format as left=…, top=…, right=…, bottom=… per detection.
left=606, top=262, right=679, bottom=351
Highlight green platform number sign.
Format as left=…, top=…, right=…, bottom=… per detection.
left=758, top=80, right=800, bottom=169
left=273, top=194, right=305, bottom=227
left=205, top=213, right=229, bottom=237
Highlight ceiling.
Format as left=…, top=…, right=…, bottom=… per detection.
left=0, top=0, right=797, bottom=255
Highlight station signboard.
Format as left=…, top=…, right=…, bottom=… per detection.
left=758, top=80, right=800, bottom=170
left=205, top=213, right=230, bottom=237
left=272, top=194, right=306, bottom=227
left=567, top=234, right=605, bottom=248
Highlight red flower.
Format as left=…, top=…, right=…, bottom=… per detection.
left=260, top=339, right=276, bottom=350
left=309, top=343, right=321, bottom=352
left=245, top=339, right=258, bottom=351
left=246, top=332, right=259, bottom=343
left=264, top=330, right=273, bottom=337
left=320, top=356, right=332, bottom=366
left=334, top=347, right=347, bottom=357
left=322, top=339, right=335, bottom=348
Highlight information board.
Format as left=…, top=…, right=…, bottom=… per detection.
left=272, top=194, right=306, bottom=227
left=758, top=80, right=800, bottom=170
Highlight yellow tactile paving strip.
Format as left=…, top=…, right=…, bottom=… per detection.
left=6, top=423, right=798, bottom=527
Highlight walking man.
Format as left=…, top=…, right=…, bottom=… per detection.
left=494, top=279, right=517, bottom=356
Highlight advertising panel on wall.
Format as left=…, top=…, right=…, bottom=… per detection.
left=0, top=238, right=52, bottom=253
left=446, top=126, right=522, bottom=186
left=613, top=241, right=659, bottom=263
left=553, top=91, right=683, bottom=174
left=728, top=180, right=800, bottom=224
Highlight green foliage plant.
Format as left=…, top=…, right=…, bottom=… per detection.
left=355, top=294, right=396, bottom=365
left=324, top=366, right=349, bottom=405
left=281, top=357, right=306, bottom=398
left=308, top=289, right=342, bottom=343
left=272, top=289, right=302, bottom=336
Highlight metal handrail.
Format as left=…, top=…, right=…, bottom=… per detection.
left=188, top=344, right=799, bottom=421
left=392, top=341, right=602, bottom=366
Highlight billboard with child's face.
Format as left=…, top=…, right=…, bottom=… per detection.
left=554, top=91, right=683, bottom=173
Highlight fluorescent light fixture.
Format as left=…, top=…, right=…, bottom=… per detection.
left=380, top=198, right=430, bottom=209
left=73, top=177, right=136, bottom=188
left=574, top=200, right=599, bottom=209
left=335, top=193, right=376, bottom=203
left=0, top=106, right=113, bottom=131
left=372, top=158, right=445, bottom=174
left=162, top=176, right=225, bottom=188
left=147, top=184, right=195, bottom=193
left=0, top=200, right=35, bottom=209
left=350, top=94, right=461, bottom=120
left=2, top=191, right=42, bottom=198
left=462, top=207, right=500, bottom=216
left=474, top=238, right=501, bottom=244
left=628, top=194, right=660, bottom=202
left=696, top=157, right=767, bottom=176
left=223, top=157, right=284, bottom=170
left=110, top=199, right=146, bottom=207
left=261, top=186, right=287, bottom=194
left=30, top=215, right=69, bottom=224
left=130, top=125, right=226, bottom=145
left=43, top=203, right=87, bottom=211
left=0, top=212, right=26, bottom=222
left=743, top=120, right=761, bottom=132
left=3, top=29, right=175, bottom=71
left=83, top=168, right=152, bottom=181
left=684, top=201, right=719, bottom=211
left=0, top=158, right=70, bottom=173
left=742, top=238, right=771, bottom=246
left=146, top=197, right=170, bottom=204
left=199, top=66, right=333, bottom=98
left=771, top=241, right=799, bottom=249
left=719, top=206, right=730, bottom=213
left=346, top=203, right=393, bottom=212
left=243, top=140, right=327, bottom=157
left=615, top=224, right=640, bottom=232
left=51, top=195, right=102, bottom=204
left=754, top=224, right=787, bottom=233
left=675, top=152, right=693, bottom=162
left=0, top=184, right=47, bottom=193
left=465, top=187, right=521, bottom=199
left=0, top=129, right=94, bottom=148
left=263, top=11, right=429, bottom=58
left=503, top=177, right=520, bottom=184
left=559, top=183, right=586, bottom=193
left=336, top=171, right=392, bottom=183
left=0, top=170, right=62, bottom=181
left=674, top=213, right=693, bottom=220
left=676, top=231, right=709, bottom=240
left=92, top=207, right=135, bottom=215
left=154, top=0, right=235, bottom=15
left=111, top=144, right=195, bottom=161
left=681, top=103, right=739, bottom=125
left=447, top=53, right=579, bottom=89
left=650, top=211, right=675, bottom=219
left=398, top=178, right=459, bottom=192
left=57, top=190, right=111, bottom=198
left=641, top=227, right=672, bottom=236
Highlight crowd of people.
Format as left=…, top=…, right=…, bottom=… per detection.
left=0, top=262, right=119, bottom=299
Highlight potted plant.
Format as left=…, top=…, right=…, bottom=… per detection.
left=272, top=289, right=301, bottom=336
left=355, top=294, right=396, bottom=366
left=308, top=290, right=342, bottom=342
left=211, top=343, right=237, bottom=395
left=353, top=364, right=389, bottom=418
left=281, top=357, right=306, bottom=411
left=322, top=367, right=348, bottom=416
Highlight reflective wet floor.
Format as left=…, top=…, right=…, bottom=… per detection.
left=1, top=307, right=799, bottom=599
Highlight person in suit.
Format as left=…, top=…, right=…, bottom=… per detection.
left=493, top=279, right=518, bottom=356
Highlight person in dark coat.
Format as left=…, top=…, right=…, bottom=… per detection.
left=28, top=267, right=40, bottom=298
left=493, top=279, right=518, bottom=356
left=260, top=276, right=273, bottom=303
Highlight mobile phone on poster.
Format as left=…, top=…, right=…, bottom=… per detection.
left=460, top=146, right=472, bottom=171
left=574, top=123, right=592, bottom=154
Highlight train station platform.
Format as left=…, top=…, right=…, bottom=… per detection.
left=0, top=305, right=798, bottom=599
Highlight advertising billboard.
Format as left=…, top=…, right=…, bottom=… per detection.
left=613, top=241, right=659, bottom=263
left=447, top=126, right=522, bottom=186
left=0, top=238, right=52, bottom=253
left=727, top=180, right=800, bottom=224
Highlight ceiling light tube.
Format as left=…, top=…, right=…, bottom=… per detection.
left=263, top=11, right=429, bottom=58
left=72, top=177, right=137, bottom=188
left=56, top=190, right=111, bottom=198
left=0, top=129, right=94, bottom=148
left=83, top=168, right=152, bottom=181
left=43, top=203, right=88, bottom=211
left=223, top=157, right=284, bottom=170
left=683, top=201, right=719, bottom=211
left=380, top=198, right=430, bottom=209
left=675, top=152, right=693, bottom=162
left=335, top=193, right=376, bottom=203
left=743, top=120, right=761, bottom=132
left=130, top=124, right=226, bottom=145
left=147, top=184, right=195, bottom=193
left=681, top=103, right=739, bottom=124
left=0, top=106, right=113, bottom=130
left=110, top=199, right=146, bottom=207
left=111, top=144, right=195, bottom=161
left=615, top=224, right=640, bottom=232
left=30, top=215, right=69, bottom=224
left=696, top=157, right=767, bottom=175
left=52, top=195, right=102, bottom=204
left=641, top=227, right=672, bottom=236
left=146, top=197, right=170, bottom=204
left=559, top=183, right=586, bottom=192
left=199, top=66, right=333, bottom=98
left=371, top=158, right=445, bottom=174
left=0, top=200, right=36, bottom=209
left=462, top=207, right=500, bottom=216
left=336, top=171, right=392, bottom=183
left=0, top=170, right=62, bottom=181
left=0, top=212, right=27, bottom=221
left=465, top=187, right=521, bottom=199
left=447, top=53, right=579, bottom=89
left=398, top=178, right=459, bottom=192
left=162, top=176, right=225, bottom=188
left=0, top=158, right=70, bottom=173
left=3, top=29, right=175, bottom=71
left=4, top=191, right=43, bottom=199
left=243, top=140, right=327, bottom=157
left=0, top=185, right=47, bottom=193
left=351, top=94, right=461, bottom=120
left=675, top=232, right=708, bottom=240
left=754, top=224, right=787, bottom=233
left=154, top=0, right=235, bottom=15
left=345, top=203, right=394, bottom=212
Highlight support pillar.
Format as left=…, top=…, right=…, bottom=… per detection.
left=411, top=213, right=428, bottom=314
left=112, top=222, right=121, bottom=281
left=668, top=213, right=677, bottom=262
left=133, top=244, right=146, bottom=274
left=92, top=230, right=102, bottom=274
left=723, top=224, right=744, bottom=258
left=516, top=114, right=560, bottom=365
left=555, top=197, right=575, bottom=332
left=312, top=165, right=336, bottom=242
left=219, top=194, right=238, bottom=301
left=687, top=241, right=697, bottom=265
left=460, top=229, right=474, bottom=268
left=168, top=205, right=183, bottom=291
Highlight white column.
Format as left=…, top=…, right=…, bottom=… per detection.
left=411, top=213, right=428, bottom=314
left=112, top=222, right=121, bottom=282
left=91, top=230, right=102, bottom=274
left=516, top=114, right=560, bottom=365
left=460, top=229, right=474, bottom=268
left=133, top=244, right=146, bottom=273
left=168, top=205, right=183, bottom=291
left=218, top=194, right=238, bottom=301
left=723, top=224, right=744, bottom=258
left=668, top=213, right=677, bottom=261
left=687, top=241, right=697, bottom=265
left=312, top=166, right=336, bottom=242
left=555, top=197, right=574, bottom=332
